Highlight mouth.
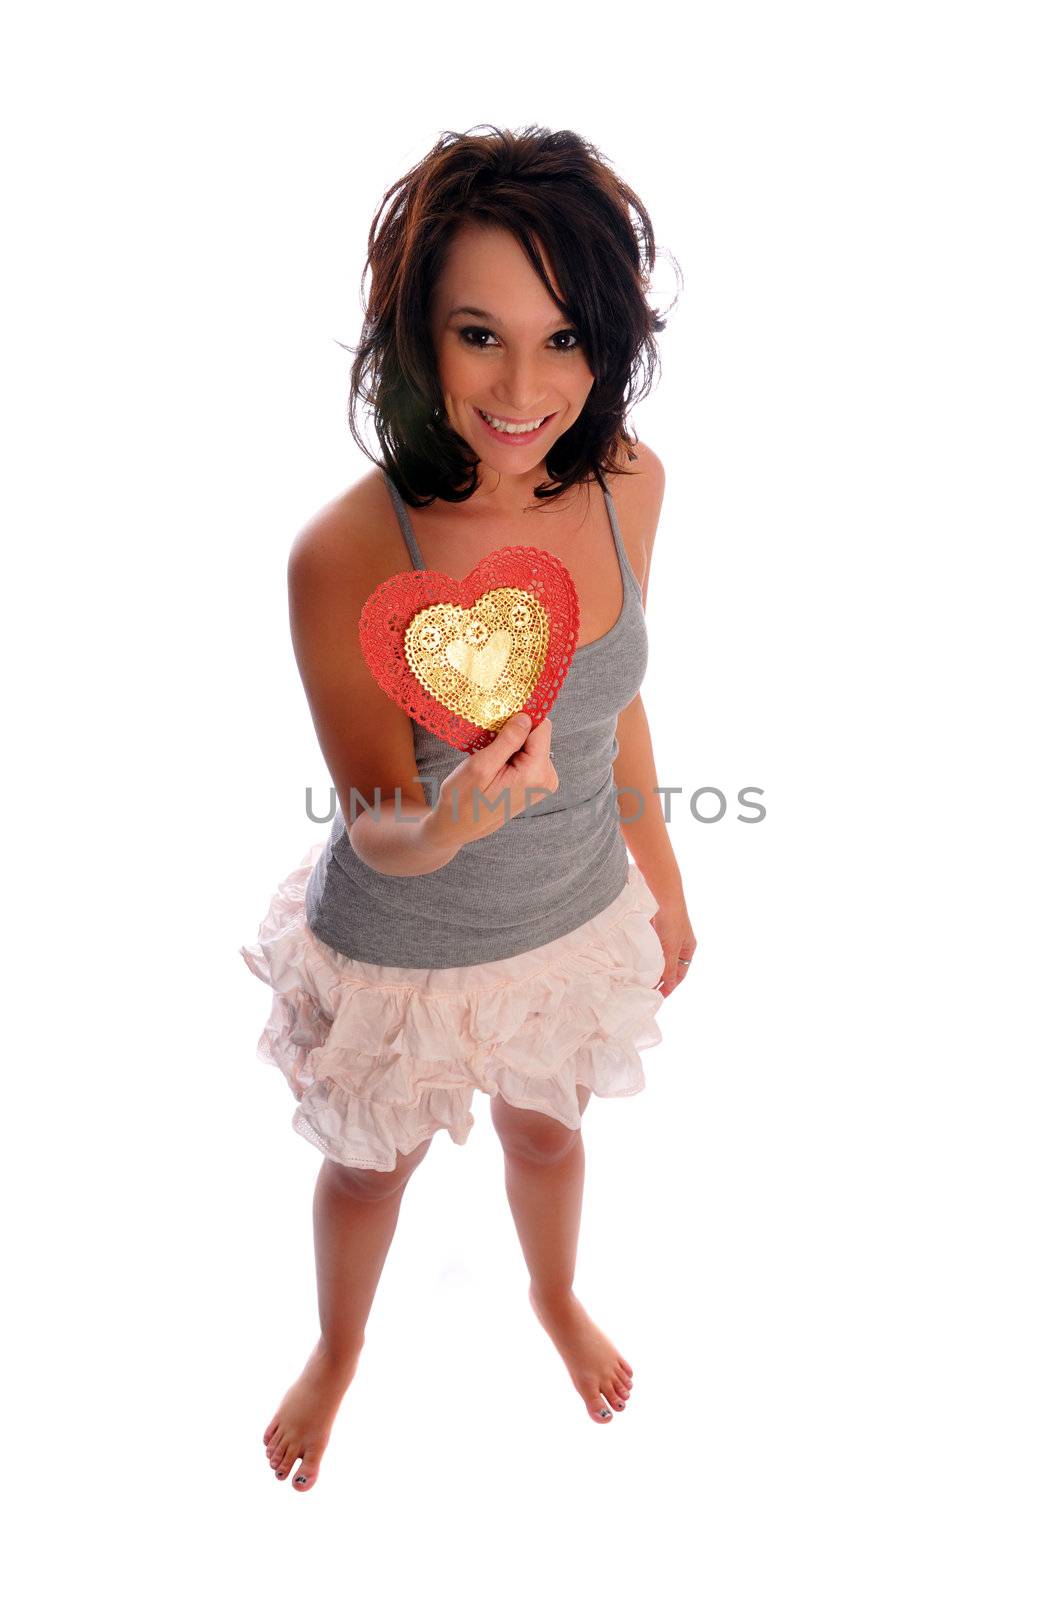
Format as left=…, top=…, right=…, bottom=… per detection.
left=474, top=406, right=556, bottom=445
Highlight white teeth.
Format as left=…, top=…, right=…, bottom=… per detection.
left=478, top=407, right=547, bottom=435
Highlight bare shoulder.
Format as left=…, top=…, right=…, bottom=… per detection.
left=288, top=465, right=403, bottom=593
left=610, top=439, right=666, bottom=498
left=606, top=441, right=667, bottom=598
left=286, top=465, right=425, bottom=827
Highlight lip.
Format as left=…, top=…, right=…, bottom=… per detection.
left=473, top=405, right=556, bottom=446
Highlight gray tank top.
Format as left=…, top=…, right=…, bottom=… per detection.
left=304, top=469, right=649, bottom=968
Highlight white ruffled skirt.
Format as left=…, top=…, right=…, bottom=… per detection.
left=238, top=840, right=667, bottom=1171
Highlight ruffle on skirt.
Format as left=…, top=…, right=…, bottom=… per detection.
left=238, top=840, right=667, bottom=1171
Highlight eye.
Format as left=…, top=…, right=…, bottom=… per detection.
left=458, top=326, right=500, bottom=349
left=551, top=329, right=582, bottom=352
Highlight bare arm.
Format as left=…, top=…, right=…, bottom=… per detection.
left=287, top=482, right=557, bottom=877
left=287, top=499, right=449, bottom=873
left=611, top=445, right=682, bottom=904
left=611, top=446, right=697, bottom=994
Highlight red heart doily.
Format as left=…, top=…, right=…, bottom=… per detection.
left=359, top=545, right=580, bottom=753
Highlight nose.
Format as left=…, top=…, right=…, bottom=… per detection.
left=492, top=348, right=550, bottom=415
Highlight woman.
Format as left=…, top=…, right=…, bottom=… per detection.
left=240, top=123, right=696, bottom=1491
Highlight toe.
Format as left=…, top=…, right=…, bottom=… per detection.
left=580, top=1381, right=613, bottom=1422
left=618, top=1357, right=633, bottom=1378
left=268, top=1434, right=288, bottom=1469
left=275, top=1442, right=299, bottom=1479
left=263, top=1417, right=281, bottom=1447
left=602, top=1377, right=626, bottom=1410
left=293, top=1450, right=322, bottom=1491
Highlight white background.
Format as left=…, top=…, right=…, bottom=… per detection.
left=5, top=2, right=1060, bottom=1596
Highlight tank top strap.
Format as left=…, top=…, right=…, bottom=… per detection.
left=382, top=470, right=427, bottom=571
left=601, top=481, right=641, bottom=600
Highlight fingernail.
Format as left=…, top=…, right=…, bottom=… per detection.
left=517, top=713, right=531, bottom=728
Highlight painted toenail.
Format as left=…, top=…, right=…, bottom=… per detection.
left=616, top=1402, right=625, bottom=1409
left=599, top=1408, right=611, bottom=1418
left=295, top=1476, right=307, bottom=1484
left=275, top=1470, right=283, bottom=1477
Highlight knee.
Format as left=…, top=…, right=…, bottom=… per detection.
left=326, top=1135, right=432, bottom=1199
left=491, top=1098, right=581, bottom=1164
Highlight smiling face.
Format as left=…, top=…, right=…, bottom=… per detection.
left=428, top=222, right=595, bottom=487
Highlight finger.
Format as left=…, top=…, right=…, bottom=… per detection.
left=501, top=709, right=534, bottom=743
left=521, top=714, right=552, bottom=753
left=475, top=711, right=534, bottom=770
left=658, top=950, right=683, bottom=995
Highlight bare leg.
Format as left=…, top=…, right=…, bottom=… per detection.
left=263, top=1136, right=433, bottom=1491
left=490, top=1088, right=634, bottom=1424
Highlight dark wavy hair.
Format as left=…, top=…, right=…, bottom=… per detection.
left=342, top=123, right=679, bottom=508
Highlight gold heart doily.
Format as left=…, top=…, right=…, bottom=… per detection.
left=403, top=585, right=551, bottom=730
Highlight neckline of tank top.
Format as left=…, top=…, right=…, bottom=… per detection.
left=381, top=470, right=640, bottom=661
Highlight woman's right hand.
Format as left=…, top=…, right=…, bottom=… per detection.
left=423, top=711, right=559, bottom=858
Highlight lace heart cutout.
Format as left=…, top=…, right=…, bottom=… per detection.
left=360, top=546, right=580, bottom=752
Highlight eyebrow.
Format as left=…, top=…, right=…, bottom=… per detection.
left=446, top=305, right=571, bottom=328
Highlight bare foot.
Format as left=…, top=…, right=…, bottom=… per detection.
left=528, top=1286, right=634, bottom=1423
left=262, top=1340, right=362, bottom=1491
